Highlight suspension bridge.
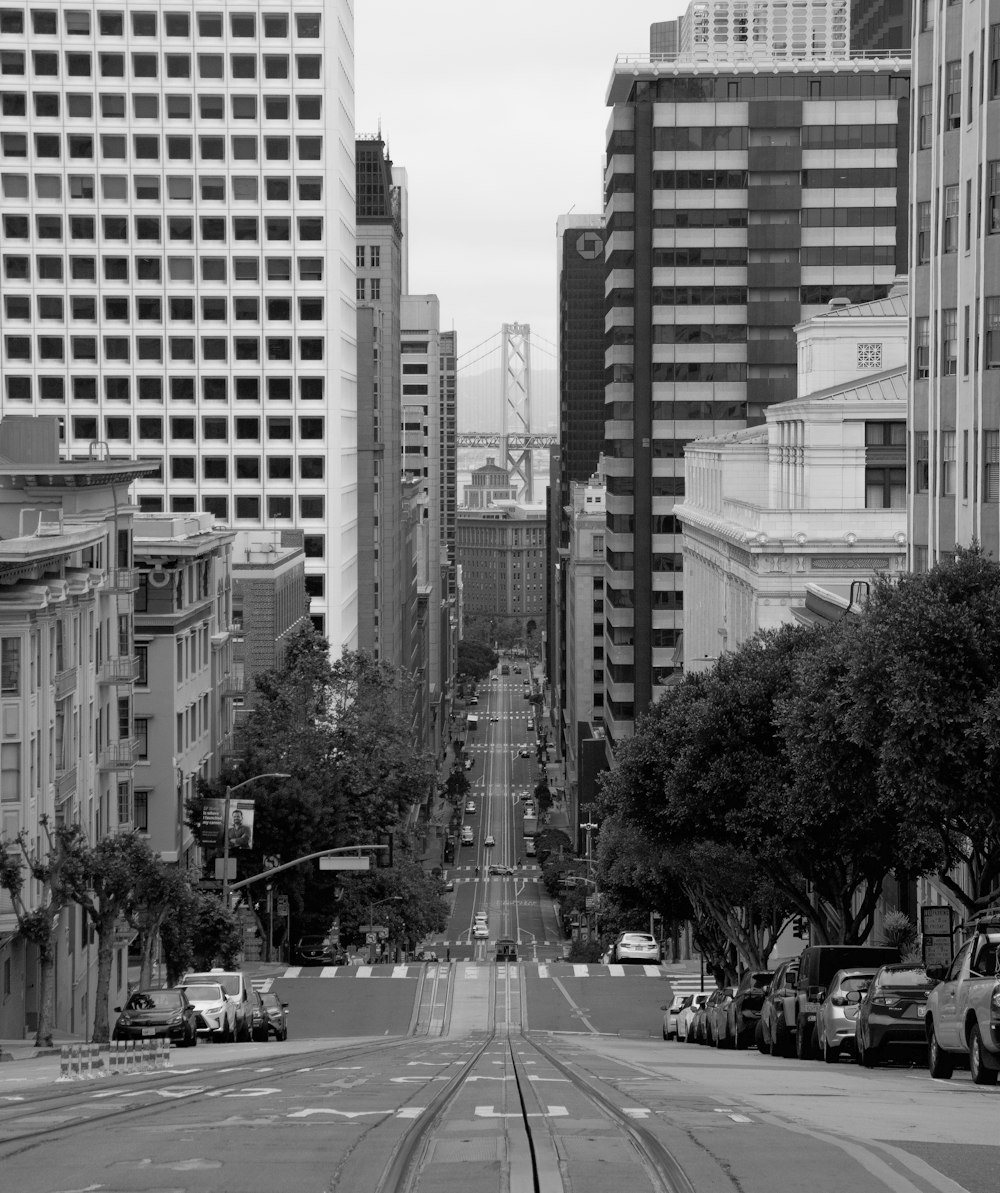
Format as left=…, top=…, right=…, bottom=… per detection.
left=457, top=323, right=558, bottom=504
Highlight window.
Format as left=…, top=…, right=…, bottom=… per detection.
left=268, top=496, right=292, bottom=519
left=987, top=296, right=1000, bottom=368
left=1, top=638, right=20, bottom=695
left=300, top=496, right=324, bottom=519
left=943, top=185, right=959, bottom=253
left=942, top=431, right=957, bottom=495
left=264, top=14, right=288, bottom=37
left=918, top=85, right=933, bottom=149
left=917, top=202, right=931, bottom=264
left=235, top=496, right=260, bottom=519
left=992, top=24, right=1000, bottom=100
left=265, top=95, right=289, bottom=120
left=942, top=309, right=958, bottom=376
left=297, top=96, right=321, bottom=120
left=1, top=743, right=20, bottom=802
left=356, top=278, right=365, bottom=302
left=986, top=431, right=1000, bottom=501
left=296, top=14, right=321, bottom=37
left=296, top=55, right=321, bottom=80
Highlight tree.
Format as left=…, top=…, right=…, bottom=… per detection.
left=160, top=889, right=242, bottom=983
left=62, top=833, right=165, bottom=1044
left=0, top=818, right=82, bottom=1047
left=844, top=548, right=1000, bottom=913
left=131, top=861, right=193, bottom=989
left=457, top=639, right=498, bottom=681
left=189, top=632, right=436, bottom=935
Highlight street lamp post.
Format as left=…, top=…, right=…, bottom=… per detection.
left=368, top=895, right=402, bottom=964
left=580, top=818, right=598, bottom=881
left=220, top=772, right=290, bottom=907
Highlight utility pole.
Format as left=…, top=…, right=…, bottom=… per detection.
left=220, top=772, right=290, bottom=907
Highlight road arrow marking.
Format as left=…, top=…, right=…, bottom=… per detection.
left=206, top=1087, right=281, bottom=1098
left=527, top=1076, right=569, bottom=1083
left=397, top=1107, right=425, bottom=1119
left=476, top=1105, right=568, bottom=1118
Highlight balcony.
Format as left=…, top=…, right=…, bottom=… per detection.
left=98, top=655, right=139, bottom=685
left=54, top=666, right=77, bottom=701
left=222, top=673, right=246, bottom=698
left=99, top=738, right=140, bottom=771
left=54, top=764, right=77, bottom=804
left=105, top=568, right=139, bottom=593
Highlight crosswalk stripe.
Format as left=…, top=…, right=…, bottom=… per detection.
left=274, top=963, right=701, bottom=980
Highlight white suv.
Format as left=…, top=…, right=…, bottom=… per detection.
left=181, top=968, right=253, bottom=1042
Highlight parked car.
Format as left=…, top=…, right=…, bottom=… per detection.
left=612, top=931, right=662, bottom=964
left=294, top=935, right=334, bottom=966
left=260, top=991, right=288, bottom=1041
left=676, top=991, right=710, bottom=1042
left=726, top=970, right=774, bottom=1050
left=248, top=988, right=270, bottom=1042
left=113, top=988, right=198, bottom=1047
left=413, top=950, right=440, bottom=962
left=758, top=958, right=801, bottom=1057
left=855, top=963, right=935, bottom=1068
left=792, top=945, right=899, bottom=1059
left=696, top=989, right=728, bottom=1044
left=180, top=968, right=254, bottom=1041
left=526, top=717, right=534, bottom=730
left=181, top=981, right=239, bottom=1043
left=466, top=800, right=477, bottom=813
left=662, top=994, right=693, bottom=1041
left=925, top=916, right=1000, bottom=1083
left=709, top=988, right=736, bottom=1048
left=815, top=968, right=877, bottom=1063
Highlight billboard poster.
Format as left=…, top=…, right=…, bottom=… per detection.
left=203, top=797, right=255, bottom=852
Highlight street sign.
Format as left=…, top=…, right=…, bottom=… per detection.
left=276, top=895, right=289, bottom=916
left=214, top=857, right=237, bottom=880
left=365, top=932, right=376, bottom=944
left=319, top=856, right=370, bottom=871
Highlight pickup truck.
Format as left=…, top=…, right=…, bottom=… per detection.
left=925, top=918, right=1000, bottom=1084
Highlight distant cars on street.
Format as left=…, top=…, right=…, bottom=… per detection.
left=676, top=991, right=710, bottom=1042
left=726, top=969, right=775, bottom=1050
left=662, top=994, right=692, bottom=1040
left=180, top=981, right=238, bottom=1043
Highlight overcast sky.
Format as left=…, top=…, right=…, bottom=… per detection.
left=354, top=1, right=688, bottom=367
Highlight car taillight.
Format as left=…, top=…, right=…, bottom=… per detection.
left=991, top=985, right=1000, bottom=1018
left=871, top=995, right=901, bottom=1008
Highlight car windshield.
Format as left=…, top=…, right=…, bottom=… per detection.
left=621, top=934, right=654, bottom=944
left=184, top=984, right=225, bottom=1001
left=752, top=972, right=774, bottom=987
left=125, top=990, right=181, bottom=1010
left=299, top=936, right=326, bottom=947
left=880, top=967, right=936, bottom=989
left=839, top=973, right=875, bottom=993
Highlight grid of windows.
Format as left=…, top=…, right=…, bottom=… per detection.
left=0, top=3, right=333, bottom=596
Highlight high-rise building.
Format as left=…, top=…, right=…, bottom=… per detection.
left=0, top=1, right=358, bottom=651
left=356, top=137, right=405, bottom=667
left=553, top=214, right=606, bottom=762
left=401, top=295, right=451, bottom=756
left=601, top=3, right=909, bottom=745
left=909, top=0, right=1000, bottom=566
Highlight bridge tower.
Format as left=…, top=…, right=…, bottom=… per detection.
left=501, top=322, right=534, bottom=502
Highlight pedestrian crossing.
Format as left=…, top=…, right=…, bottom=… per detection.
left=274, top=963, right=700, bottom=981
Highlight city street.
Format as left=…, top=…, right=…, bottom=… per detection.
left=1, top=962, right=996, bottom=1193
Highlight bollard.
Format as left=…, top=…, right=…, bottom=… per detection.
left=69, top=1044, right=81, bottom=1080
left=58, top=1045, right=71, bottom=1081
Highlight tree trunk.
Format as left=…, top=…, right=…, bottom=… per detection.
left=35, top=947, right=56, bottom=1048
left=90, top=913, right=117, bottom=1044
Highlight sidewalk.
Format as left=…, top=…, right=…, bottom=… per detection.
left=415, top=739, right=463, bottom=875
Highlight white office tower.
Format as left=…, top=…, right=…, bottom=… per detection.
left=0, top=1, right=359, bottom=651
left=680, top=0, right=850, bottom=60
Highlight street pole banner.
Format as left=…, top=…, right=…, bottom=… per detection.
left=204, top=797, right=256, bottom=851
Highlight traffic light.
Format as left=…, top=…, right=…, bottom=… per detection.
left=792, top=916, right=808, bottom=939
left=377, top=832, right=394, bottom=868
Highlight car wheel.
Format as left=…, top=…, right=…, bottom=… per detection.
left=969, top=1025, right=999, bottom=1086
left=795, top=1017, right=815, bottom=1060
left=662, top=1027, right=669, bottom=1041
left=859, top=1038, right=878, bottom=1068
left=755, top=1021, right=768, bottom=1054
left=927, top=1022, right=953, bottom=1080
left=822, top=1032, right=838, bottom=1064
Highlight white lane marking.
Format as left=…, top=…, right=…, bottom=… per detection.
left=392, top=965, right=408, bottom=978
left=356, top=966, right=373, bottom=978
left=397, top=1107, right=425, bottom=1119
left=0, top=1095, right=25, bottom=1102
left=573, top=964, right=589, bottom=977
left=288, top=1109, right=386, bottom=1119
left=390, top=1076, right=450, bottom=1084
left=623, top=1108, right=652, bottom=1119
left=466, top=1075, right=510, bottom=1082
left=538, top=964, right=549, bottom=978
left=643, top=965, right=661, bottom=977
left=714, top=1107, right=753, bottom=1123
left=206, top=1087, right=281, bottom=1099
left=608, top=964, right=625, bottom=976
left=551, top=977, right=600, bottom=1035
left=527, top=1076, right=569, bottom=1083
left=284, top=966, right=303, bottom=977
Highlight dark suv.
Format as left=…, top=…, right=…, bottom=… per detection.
left=793, top=945, right=899, bottom=1059
left=726, top=969, right=774, bottom=1050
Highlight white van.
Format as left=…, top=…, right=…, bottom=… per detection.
left=461, top=826, right=474, bottom=844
